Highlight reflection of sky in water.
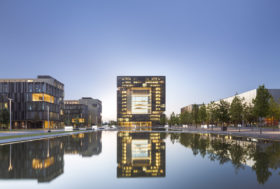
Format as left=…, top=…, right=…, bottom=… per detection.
left=1, top=131, right=280, bottom=189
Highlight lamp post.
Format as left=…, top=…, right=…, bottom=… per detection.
left=47, top=105, right=51, bottom=132
left=7, top=98, right=13, bottom=131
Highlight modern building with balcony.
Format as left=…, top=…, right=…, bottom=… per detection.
left=117, top=76, right=166, bottom=127
left=0, top=75, right=64, bottom=129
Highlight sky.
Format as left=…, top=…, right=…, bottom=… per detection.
left=0, top=0, right=280, bottom=121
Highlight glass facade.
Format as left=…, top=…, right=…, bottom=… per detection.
left=0, top=76, right=64, bottom=129
left=117, top=76, right=165, bottom=127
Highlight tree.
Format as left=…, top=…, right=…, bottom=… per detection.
left=253, top=85, right=271, bottom=129
left=268, top=97, right=280, bottom=127
left=229, top=96, right=244, bottom=127
left=216, top=100, right=230, bottom=127
left=243, top=103, right=256, bottom=126
left=159, top=114, right=167, bottom=126
left=0, top=109, right=9, bottom=129
left=198, top=103, right=207, bottom=125
left=180, top=111, right=192, bottom=125
left=206, top=101, right=218, bottom=126
left=192, top=104, right=199, bottom=128
left=168, top=112, right=177, bottom=126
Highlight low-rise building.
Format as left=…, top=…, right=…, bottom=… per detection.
left=0, top=75, right=64, bottom=129
left=214, top=89, right=280, bottom=105
left=79, top=97, right=102, bottom=125
left=181, top=104, right=202, bottom=114
left=64, top=100, right=88, bottom=127
left=63, top=97, right=102, bottom=126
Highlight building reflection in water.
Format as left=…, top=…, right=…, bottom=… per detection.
left=117, top=132, right=166, bottom=178
left=0, top=131, right=102, bottom=183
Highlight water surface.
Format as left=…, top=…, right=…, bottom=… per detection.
left=0, top=131, right=280, bottom=189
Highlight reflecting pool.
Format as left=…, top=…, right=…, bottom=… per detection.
left=0, top=131, right=280, bottom=189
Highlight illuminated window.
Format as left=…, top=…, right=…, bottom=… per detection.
left=32, top=93, right=54, bottom=103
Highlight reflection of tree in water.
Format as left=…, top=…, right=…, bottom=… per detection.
left=170, top=133, right=180, bottom=144
left=172, top=133, right=280, bottom=184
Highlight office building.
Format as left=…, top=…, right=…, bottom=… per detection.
left=64, top=98, right=102, bottom=126
left=79, top=97, right=102, bottom=125
left=64, top=100, right=88, bottom=127
left=117, top=76, right=166, bottom=127
left=0, top=75, right=64, bottom=129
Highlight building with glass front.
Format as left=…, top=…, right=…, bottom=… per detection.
left=117, top=76, right=166, bottom=127
left=64, top=100, right=89, bottom=127
left=0, top=75, right=64, bottom=129
left=117, top=131, right=165, bottom=177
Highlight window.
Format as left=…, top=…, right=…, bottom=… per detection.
left=32, top=93, right=54, bottom=103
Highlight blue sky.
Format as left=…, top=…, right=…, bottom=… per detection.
left=0, top=0, right=280, bottom=121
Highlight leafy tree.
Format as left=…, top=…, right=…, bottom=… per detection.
left=175, top=114, right=181, bottom=125
left=159, top=114, right=167, bottom=125
left=198, top=103, right=207, bottom=125
left=168, top=112, right=177, bottom=126
left=268, top=97, right=280, bottom=126
left=243, top=103, right=256, bottom=126
left=0, top=109, right=9, bottom=129
left=229, top=96, right=244, bottom=126
left=253, top=85, right=271, bottom=127
left=216, top=100, right=230, bottom=127
left=180, top=111, right=193, bottom=125
left=206, top=101, right=218, bottom=126
left=192, top=104, right=199, bottom=128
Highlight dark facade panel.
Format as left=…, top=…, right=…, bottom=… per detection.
left=0, top=76, right=64, bottom=129
left=117, top=76, right=166, bottom=127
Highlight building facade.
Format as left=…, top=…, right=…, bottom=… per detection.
left=0, top=75, right=64, bottom=129
left=181, top=104, right=202, bottom=114
left=117, top=76, right=166, bottom=127
left=214, top=89, right=280, bottom=105
left=79, top=97, right=102, bottom=125
left=64, top=100, right=88, bottom=127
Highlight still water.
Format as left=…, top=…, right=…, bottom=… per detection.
left=0, top=131, right=280, bottom=189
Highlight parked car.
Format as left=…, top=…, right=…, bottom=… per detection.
left=92, top=125, right=98, bottom=130
left=182, top=125, right=188, bottom=128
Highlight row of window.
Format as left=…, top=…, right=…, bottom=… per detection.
left=0, top=82, right=64, bottom=97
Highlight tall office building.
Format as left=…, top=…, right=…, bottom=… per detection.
left=0, top=75, right=64, bottom=129
left=117, top=76, right=166, bottom=127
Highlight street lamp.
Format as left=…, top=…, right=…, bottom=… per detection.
left=7, top=98, right=13, bottom=131
left=47, top=105, right=51, bottom=132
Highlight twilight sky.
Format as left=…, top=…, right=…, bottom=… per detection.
left=0, top=0, right=280, bottom=121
